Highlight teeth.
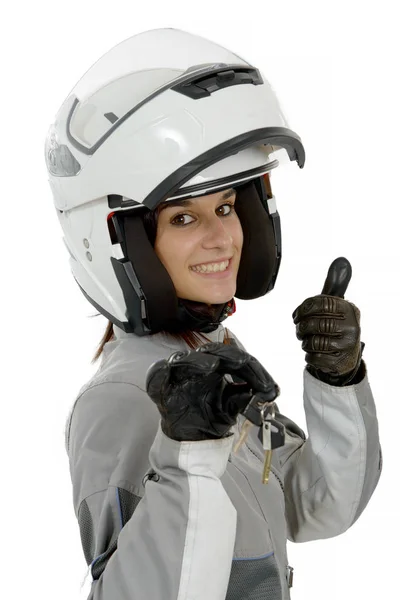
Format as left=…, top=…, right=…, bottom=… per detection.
left=191, top=260, right=229, bottom=273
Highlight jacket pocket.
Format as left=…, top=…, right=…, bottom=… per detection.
left=226, top=551, right=282, bottom=600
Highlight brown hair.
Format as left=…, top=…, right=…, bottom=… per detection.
left=90, top=201, right=232, bottom=364
left=90, top=317, right=232, bottom=364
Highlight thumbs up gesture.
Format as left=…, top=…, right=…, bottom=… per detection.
left=292, top=257, right=365, bottom=386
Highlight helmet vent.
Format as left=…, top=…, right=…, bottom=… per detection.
left=104, top=112, right=119, bottom=124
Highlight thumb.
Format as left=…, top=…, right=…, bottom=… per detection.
left=321, top=257, right=352, bottom=298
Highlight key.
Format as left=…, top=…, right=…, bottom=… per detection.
left=233, top=396, right=275, bottom=454
left=257, top=407, right=286, bottom=484
left=233, top=419, right=253, bottom=454
left=257, top=416, right=286, bottom=451
left=260, top=408, right=273, bottom=484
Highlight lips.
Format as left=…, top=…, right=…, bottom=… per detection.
left=190, top=257, right=234, bottom=278
left=190, top=256, right=233, bottom=268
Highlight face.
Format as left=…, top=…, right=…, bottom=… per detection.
left=154, top=188, right=243, bottom=305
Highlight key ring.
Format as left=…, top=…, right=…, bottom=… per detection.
left=260, top=400, right=276, bottom=423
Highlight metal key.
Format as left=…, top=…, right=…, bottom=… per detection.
left=260, top=404, right=273, bottom=484
left=233, top=418, right=254, bottom=454
left=258, top=405, right=286, bottom=484
left=233, top=396, right=275, bottom=454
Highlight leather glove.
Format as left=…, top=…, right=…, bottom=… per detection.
left=292, top=257, right=365, bottom=386
left=145, top=341, right=279, bottom=442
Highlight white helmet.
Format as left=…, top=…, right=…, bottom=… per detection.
left=44, top=28, right=305, bottom=335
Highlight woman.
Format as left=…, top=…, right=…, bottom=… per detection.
left=45, top=29, right=381, bottom=600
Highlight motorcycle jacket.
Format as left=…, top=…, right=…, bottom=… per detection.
left=65, top=324, right=382, bottom=599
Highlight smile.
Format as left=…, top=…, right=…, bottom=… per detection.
left=190, top=259, right=230, bottom=273
left=189, top=258, right=233, bottom=278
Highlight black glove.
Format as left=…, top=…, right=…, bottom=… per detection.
left=292, top=257, right=365, bottom=386
left=145, top=341, right=279, bottom=442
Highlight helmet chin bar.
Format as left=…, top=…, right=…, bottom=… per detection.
left=107, top=177, right=281, bottom=335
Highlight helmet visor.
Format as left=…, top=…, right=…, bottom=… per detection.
left=66, top=28, right=250, bottom=151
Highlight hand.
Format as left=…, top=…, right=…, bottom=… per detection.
left=145, top=341, right=279, bottom=442
left=292, top=257, right=365, bottom=385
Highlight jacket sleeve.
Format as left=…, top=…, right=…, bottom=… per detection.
left=274, top=361, right=382, bottom=543
left=66, top=381, right=237, bottom=600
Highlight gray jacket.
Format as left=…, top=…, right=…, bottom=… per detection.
left=65, top=324, right=382, bottom=600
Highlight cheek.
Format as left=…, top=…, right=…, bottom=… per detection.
left=154, top=230, right=170, bottom=269
left=155, top=230, right=192, bottom=272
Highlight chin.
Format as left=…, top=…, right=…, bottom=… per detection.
left=177, top=276, right=237, bottom=306
left=186, top=291, right=235, bottom=305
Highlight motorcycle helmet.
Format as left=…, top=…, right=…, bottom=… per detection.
left=44, top=28, right=305, bottom=335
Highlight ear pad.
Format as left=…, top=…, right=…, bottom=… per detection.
left=234, top=181, right=278, bottom=299
left=122, top=213, right=179, bottom=332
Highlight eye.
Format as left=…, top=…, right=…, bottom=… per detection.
left=170, top=202, right=235, bottom=227
left=216, top=203, right=234, bottom=216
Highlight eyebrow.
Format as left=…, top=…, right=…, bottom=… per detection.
left=158, top=188, right=236, bottom=213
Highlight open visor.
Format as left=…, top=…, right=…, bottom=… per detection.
left=59, top=28, right=252, bottom=154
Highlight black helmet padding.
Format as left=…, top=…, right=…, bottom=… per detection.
left=235, top=179, right=280, bottom=299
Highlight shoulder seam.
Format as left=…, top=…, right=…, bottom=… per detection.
left=77, top=380, right=147, bottom=400
left=66, top=381, right=148, bottom=454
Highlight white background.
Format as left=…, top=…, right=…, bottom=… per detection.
left=2, top=0, right=398, bottom=598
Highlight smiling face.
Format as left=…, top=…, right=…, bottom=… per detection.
left=154, top=187, right=243, bottom=305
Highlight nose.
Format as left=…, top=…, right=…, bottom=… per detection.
left=201, top=213, right=233, bottom=250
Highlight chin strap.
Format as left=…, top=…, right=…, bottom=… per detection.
left=174, top=298, right=237, bottom=334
